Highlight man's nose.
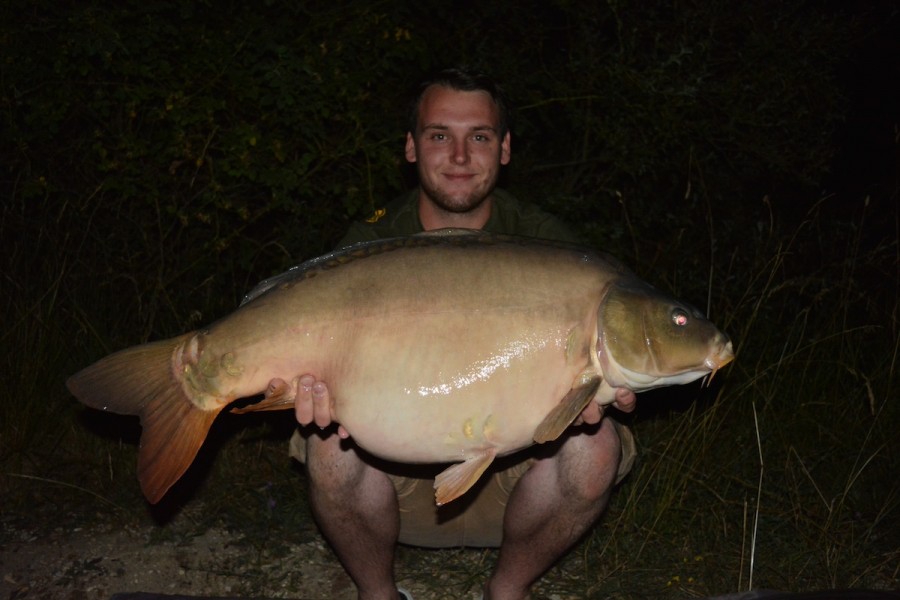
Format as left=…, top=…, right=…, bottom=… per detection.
left=451, top=139, right=469, bottom=164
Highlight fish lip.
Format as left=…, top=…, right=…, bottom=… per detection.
left=703, top=335, right=734, bottom=365
left=704, top=354, right=732, bottom=371
left=716, top=340, right=735, bottom=367
left=703, top=340, right=735, bottom=385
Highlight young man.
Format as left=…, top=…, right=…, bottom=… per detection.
left=290, top=67, right=637, bottom=600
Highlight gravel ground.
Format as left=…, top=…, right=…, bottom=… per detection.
left=4, top=505, right=898, bottom=600
left=1, top=511, right=359, bottom=600
left=0, top=500, right=501, bottom=600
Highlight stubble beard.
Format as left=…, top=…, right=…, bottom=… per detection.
left=420, top=179, right=496, bottom=215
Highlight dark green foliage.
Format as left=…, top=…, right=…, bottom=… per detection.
left=2, top=1, right=858, bottom=296
left=1, top=0, right=865, bottom=340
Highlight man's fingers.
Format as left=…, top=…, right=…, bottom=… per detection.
left=311, top=381, right=332, bottom=428
left=294, top=375, right=316, bottom=425
left=579, top=401, right=602, bottom=425
left=613, top=388, right=637, bottom=413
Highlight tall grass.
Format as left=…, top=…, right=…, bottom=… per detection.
left=1, top=183, right=897, bottom=598
left=568, top=197, right=899, bottom=598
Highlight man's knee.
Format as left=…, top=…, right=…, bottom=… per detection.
left=305, top=433, right=366, bottom=496
left=557, top=420, right=622, bottom=503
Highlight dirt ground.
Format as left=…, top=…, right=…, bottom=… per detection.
left=0, top=498, right=505, bottom=600
left=4, top=499, right=898, bottom=600
left=1, top=508, right=362, bottom=600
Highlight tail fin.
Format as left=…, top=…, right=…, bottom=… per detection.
left=66, top=332, right=223, bottom=504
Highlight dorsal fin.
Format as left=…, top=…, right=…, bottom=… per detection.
left=241, top=228, right=595, bottom=305
left=242, top=230, right=494, bottom=305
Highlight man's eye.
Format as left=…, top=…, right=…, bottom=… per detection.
left=431, top=134, right=446, bottom=141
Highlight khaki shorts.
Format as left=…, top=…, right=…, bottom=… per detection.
left=289, top=421, right=635, bottom=548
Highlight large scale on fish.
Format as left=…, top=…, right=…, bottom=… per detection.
left=67, top=230, right=734, bottom=505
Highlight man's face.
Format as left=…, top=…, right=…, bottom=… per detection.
left=405, top=85, right=511, bottom=214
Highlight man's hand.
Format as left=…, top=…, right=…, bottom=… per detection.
left=613, top=387, right=637, bottom=413
left=575, top=388, right=637, bottom=426
left=294, top=375, right=349, bottom=439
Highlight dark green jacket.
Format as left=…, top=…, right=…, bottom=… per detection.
left=337, top=189, right=579, bottom=249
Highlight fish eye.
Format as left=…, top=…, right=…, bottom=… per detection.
left=672, top=309, right=689, bottom=327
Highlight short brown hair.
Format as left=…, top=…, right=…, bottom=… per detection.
left=407, top=66, right=512, bottom=138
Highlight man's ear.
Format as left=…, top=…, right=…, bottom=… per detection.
left=500, top=131, right=511, bottom=165
left=405, top=132, right=417, bottom=163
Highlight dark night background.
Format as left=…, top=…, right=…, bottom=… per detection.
left=1, top=1, right=898, bottom=598
left=2, top=2, right=897, bottom=286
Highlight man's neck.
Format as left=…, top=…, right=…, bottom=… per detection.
left=417, top=193, right=493, bottom=232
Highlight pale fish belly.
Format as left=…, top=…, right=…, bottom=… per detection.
left=328, top=311, right=588, bottom=463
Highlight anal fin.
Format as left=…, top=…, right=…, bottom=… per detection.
left=434, top=448, right=497, bottom=506
left=533, top=375, right=601, bottom=444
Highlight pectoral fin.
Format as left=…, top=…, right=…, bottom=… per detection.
left=533, top=375, right=601, bottom=444
left=434, top=448, right=497, bottom=506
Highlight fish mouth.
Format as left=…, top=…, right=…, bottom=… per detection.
left=703, top=340, right=735, bottom=383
